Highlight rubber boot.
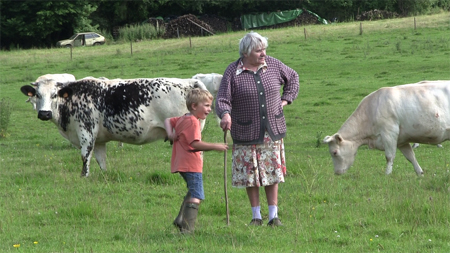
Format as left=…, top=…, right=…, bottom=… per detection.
left=173, top=192, right=191, bottom=229
left=180, top=202, right=199, bottom=233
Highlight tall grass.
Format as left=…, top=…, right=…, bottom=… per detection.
left=117, top=23, right=165, bottom=42
left=0, top=13, right=449, bottom=252
left=98, top=28, right=114, bottom=44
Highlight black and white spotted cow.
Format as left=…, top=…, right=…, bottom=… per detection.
left=21, top=78, right=207, bottom=177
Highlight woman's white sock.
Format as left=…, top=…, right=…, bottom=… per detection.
left=268, top=205, right=278, bottom=221
left=252, top=206, right=262, bottom=219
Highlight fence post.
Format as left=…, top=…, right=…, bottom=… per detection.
left=304, top=28, right=307, bottom=40
left=360, top=22, right=363, bottom=35
left=189, top=36, right=192, bottom=48
left=414, top=17, right=416, bottom=30
left=70, top=46, right=73, bottom=60
left=130, top=40, right=133, bottom=55
left=177, top=27, right=180, bottom=38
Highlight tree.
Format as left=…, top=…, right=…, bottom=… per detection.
left=397, top=0, right=438, bottom=15
left=1, top=0, right=98, bottom=49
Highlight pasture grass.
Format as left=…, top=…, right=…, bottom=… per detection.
left=0, top=13, right=449, bottom=252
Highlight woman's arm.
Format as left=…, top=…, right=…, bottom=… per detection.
left=279, top=61, right=299, bottom=104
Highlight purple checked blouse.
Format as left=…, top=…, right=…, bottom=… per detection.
left=215, top=56, right=299, bottom=144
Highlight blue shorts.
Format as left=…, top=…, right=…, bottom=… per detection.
left=180, top=172, right=205, bottom=200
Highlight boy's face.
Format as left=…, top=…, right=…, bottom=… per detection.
left=191, top=99, right=212, bottom=120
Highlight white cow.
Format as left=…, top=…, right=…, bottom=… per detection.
left=26, top=74, right=76, bottom=110
left=192, top=73, right=223, bottom=99
left=21, top=77, right=207, bottom=177
left=323, top=81, right=450, bottom=176
left=192, top=73, right=223, bottom=123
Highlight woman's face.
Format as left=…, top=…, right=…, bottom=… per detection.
left=244, top=46, right=266, bottom=66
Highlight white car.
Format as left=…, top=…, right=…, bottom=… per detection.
left=57, top=32, right=106, bottom=48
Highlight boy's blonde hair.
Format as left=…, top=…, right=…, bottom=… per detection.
left=186, top=88, right=213, bottom=111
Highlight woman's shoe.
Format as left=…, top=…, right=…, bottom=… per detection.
left=249, top=218, right=263, bottom=226
left=267, top=218, right=282, bottom=226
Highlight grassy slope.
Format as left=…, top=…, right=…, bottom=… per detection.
left=0, top=13, right=449, bottom=252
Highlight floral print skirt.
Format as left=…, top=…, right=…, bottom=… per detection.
left=231, top=131, right=286, bottom=188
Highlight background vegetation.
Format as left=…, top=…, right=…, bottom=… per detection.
left=2, top=0, right=450, bottom=49
left=0, top=13, right=449, bottom=252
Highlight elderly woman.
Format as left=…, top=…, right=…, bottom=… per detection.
left=215, top=31, right=299, bottom=226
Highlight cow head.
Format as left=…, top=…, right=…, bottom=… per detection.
left=323, top=134, right=357, bottom=175
left=20, top=80, right=66, bottom=121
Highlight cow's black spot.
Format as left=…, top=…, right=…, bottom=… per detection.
left=59, top=103, right=71, bottom=131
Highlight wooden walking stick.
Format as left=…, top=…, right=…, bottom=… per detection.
left=224, top=130, right=230, bottom=225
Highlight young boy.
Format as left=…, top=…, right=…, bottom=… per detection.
left=164, top=88, right=228, bottom=233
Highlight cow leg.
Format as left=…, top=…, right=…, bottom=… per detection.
left=199, top=118, right=206, bottom=131
left=80, top=143, right=94, bottom=177
left=398, top=144, right=424, bottom=176
left=384, top=154, right=395, bottom=175
left=382, top=134, right=398, bottom=175
left=94, top=143, right=107, bottom=171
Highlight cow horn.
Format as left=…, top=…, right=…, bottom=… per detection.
left=31, top=82, right=38, bottom=86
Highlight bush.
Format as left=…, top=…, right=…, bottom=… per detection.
left=98, top=28, right=114, bottom=44
left=0, top=97, right=13, bottom=137
left=117, top=23, right=165, bottom=42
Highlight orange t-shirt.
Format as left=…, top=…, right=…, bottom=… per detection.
left=169, top=115, right=203, bottom=173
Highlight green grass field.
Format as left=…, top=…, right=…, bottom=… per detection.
left=0, top=13, right=449, bottom=252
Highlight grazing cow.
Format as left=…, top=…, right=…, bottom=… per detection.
left=21, top=77, right=207, bottom=177
left=192, top=73, right=223, bottom=123
left=323, top=81, right=450, bottom=176
left=26, top=74, right=76, bottom=110
left=192, top=73, right=223, bottom=99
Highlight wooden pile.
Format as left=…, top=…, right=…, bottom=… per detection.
left=199, top=15, right=228, bottom=33
left=146, top=18, right=166, bottom=30
left=164, top=14, right=215, bottom=38
left=231, top=17, right=242, bottom=31
left=356, top=9, right=399, bottom=21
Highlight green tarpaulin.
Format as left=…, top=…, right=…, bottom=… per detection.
left=241, top=9, right=328, bottom=29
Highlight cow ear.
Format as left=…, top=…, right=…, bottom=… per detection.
left=20, top=85, right=35, bottom=97
left=335, top=134, right=343, bottom=144
left=58, top=87, right=73, bottom=99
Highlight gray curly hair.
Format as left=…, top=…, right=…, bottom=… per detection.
left=239, top=31, right=268, bottom=58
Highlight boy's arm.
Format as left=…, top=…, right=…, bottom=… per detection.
left=191, top=140, right=228, bottom=152
left=164, top=118, right=176, bottom=141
